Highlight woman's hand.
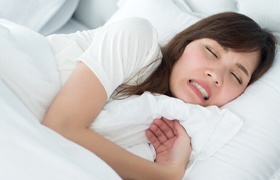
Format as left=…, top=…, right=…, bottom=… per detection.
left=146, top=117, right=192, bottom=176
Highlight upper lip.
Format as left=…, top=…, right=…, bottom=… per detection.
left=189, top=79, right=211, bottom=100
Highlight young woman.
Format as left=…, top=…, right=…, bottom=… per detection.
left=43, top=12, right=276, bottom=179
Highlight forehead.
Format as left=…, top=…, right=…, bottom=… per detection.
left=230, top=50, right=260, bottom=73
left=198, top=38, right=260, bottom=54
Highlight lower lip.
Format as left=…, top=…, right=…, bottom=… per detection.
left=188, top=80, right=206, bottom=101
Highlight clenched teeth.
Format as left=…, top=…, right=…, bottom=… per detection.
left=189, top=80, right=209, bottom=100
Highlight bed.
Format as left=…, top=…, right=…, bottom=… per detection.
left=1, top=0, right=280, bottom=179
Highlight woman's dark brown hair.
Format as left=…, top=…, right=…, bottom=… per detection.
left=117, top=12, right=276, bottom=98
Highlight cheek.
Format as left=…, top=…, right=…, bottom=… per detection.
left=171, top=57, right=188, bottom=79
left=176, top=54, right=202, bottom=72
left=219, top=86, right=245, bottom=105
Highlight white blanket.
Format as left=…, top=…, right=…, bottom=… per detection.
left=0, top=19, right=120, bottom=180
left=91, top=92, right=243, bottom=173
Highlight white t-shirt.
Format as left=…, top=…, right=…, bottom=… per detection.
left=47, top=17, right=162, bottom=98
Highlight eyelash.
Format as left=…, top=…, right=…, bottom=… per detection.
left=231, top=72, right=242, bottom=84
left=206, top=46, right=218, bottom=58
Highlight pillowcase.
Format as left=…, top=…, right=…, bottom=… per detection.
left=107, top=0, right=280, bottom=179
left=0, top=19, right=61, bottom=120
left=106, top=0, right=200, bottom=46
left=39, top=0, right=80, bottom=35
left=0, top=0, right=79, bottom=35
left=172, top=0, right=280, bottom=42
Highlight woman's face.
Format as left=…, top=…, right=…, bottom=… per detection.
left=169, top=38, right=259, bottom=107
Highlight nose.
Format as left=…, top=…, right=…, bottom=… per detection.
left=205, top=69, right=223, bottom=86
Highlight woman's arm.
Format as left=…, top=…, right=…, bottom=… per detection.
left=42, top=63, right=190, bottom=179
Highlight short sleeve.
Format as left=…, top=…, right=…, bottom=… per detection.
left=77, top=18, right=162, bottom=99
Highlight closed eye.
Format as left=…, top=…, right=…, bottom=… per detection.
left=206, top=46, right=218, bottom=58
left=231, top=72, right=243, bottom=84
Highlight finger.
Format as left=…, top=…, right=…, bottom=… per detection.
left=153, top=118, right=176, bottom=139
left=162, top=117, right=177, bottom=136
left=145, top=128, right=161, bottom=149
left=173, top=120, right=185, bottom=134
left=173, top=120, right=191, bottom=144
left=161, top=117, right=175, bottom=130
left=149, top=122, right=168, bottom=144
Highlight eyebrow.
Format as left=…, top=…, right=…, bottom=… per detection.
left=236, top=63, right=249, bottom=77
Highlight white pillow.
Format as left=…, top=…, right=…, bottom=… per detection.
left=0, top=19, right=61, bottom=120
left=173, top=0, right=280, bottom=42
left=107, top=1, right=280, bottom=179
left=106, top=0, right=200, bottom=46
left=39, top=0, right=80, bottom=35
left=0, top=0, right=79, bottom=36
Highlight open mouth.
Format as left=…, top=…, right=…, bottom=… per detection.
left=189, top=80, right=209, bottom=100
